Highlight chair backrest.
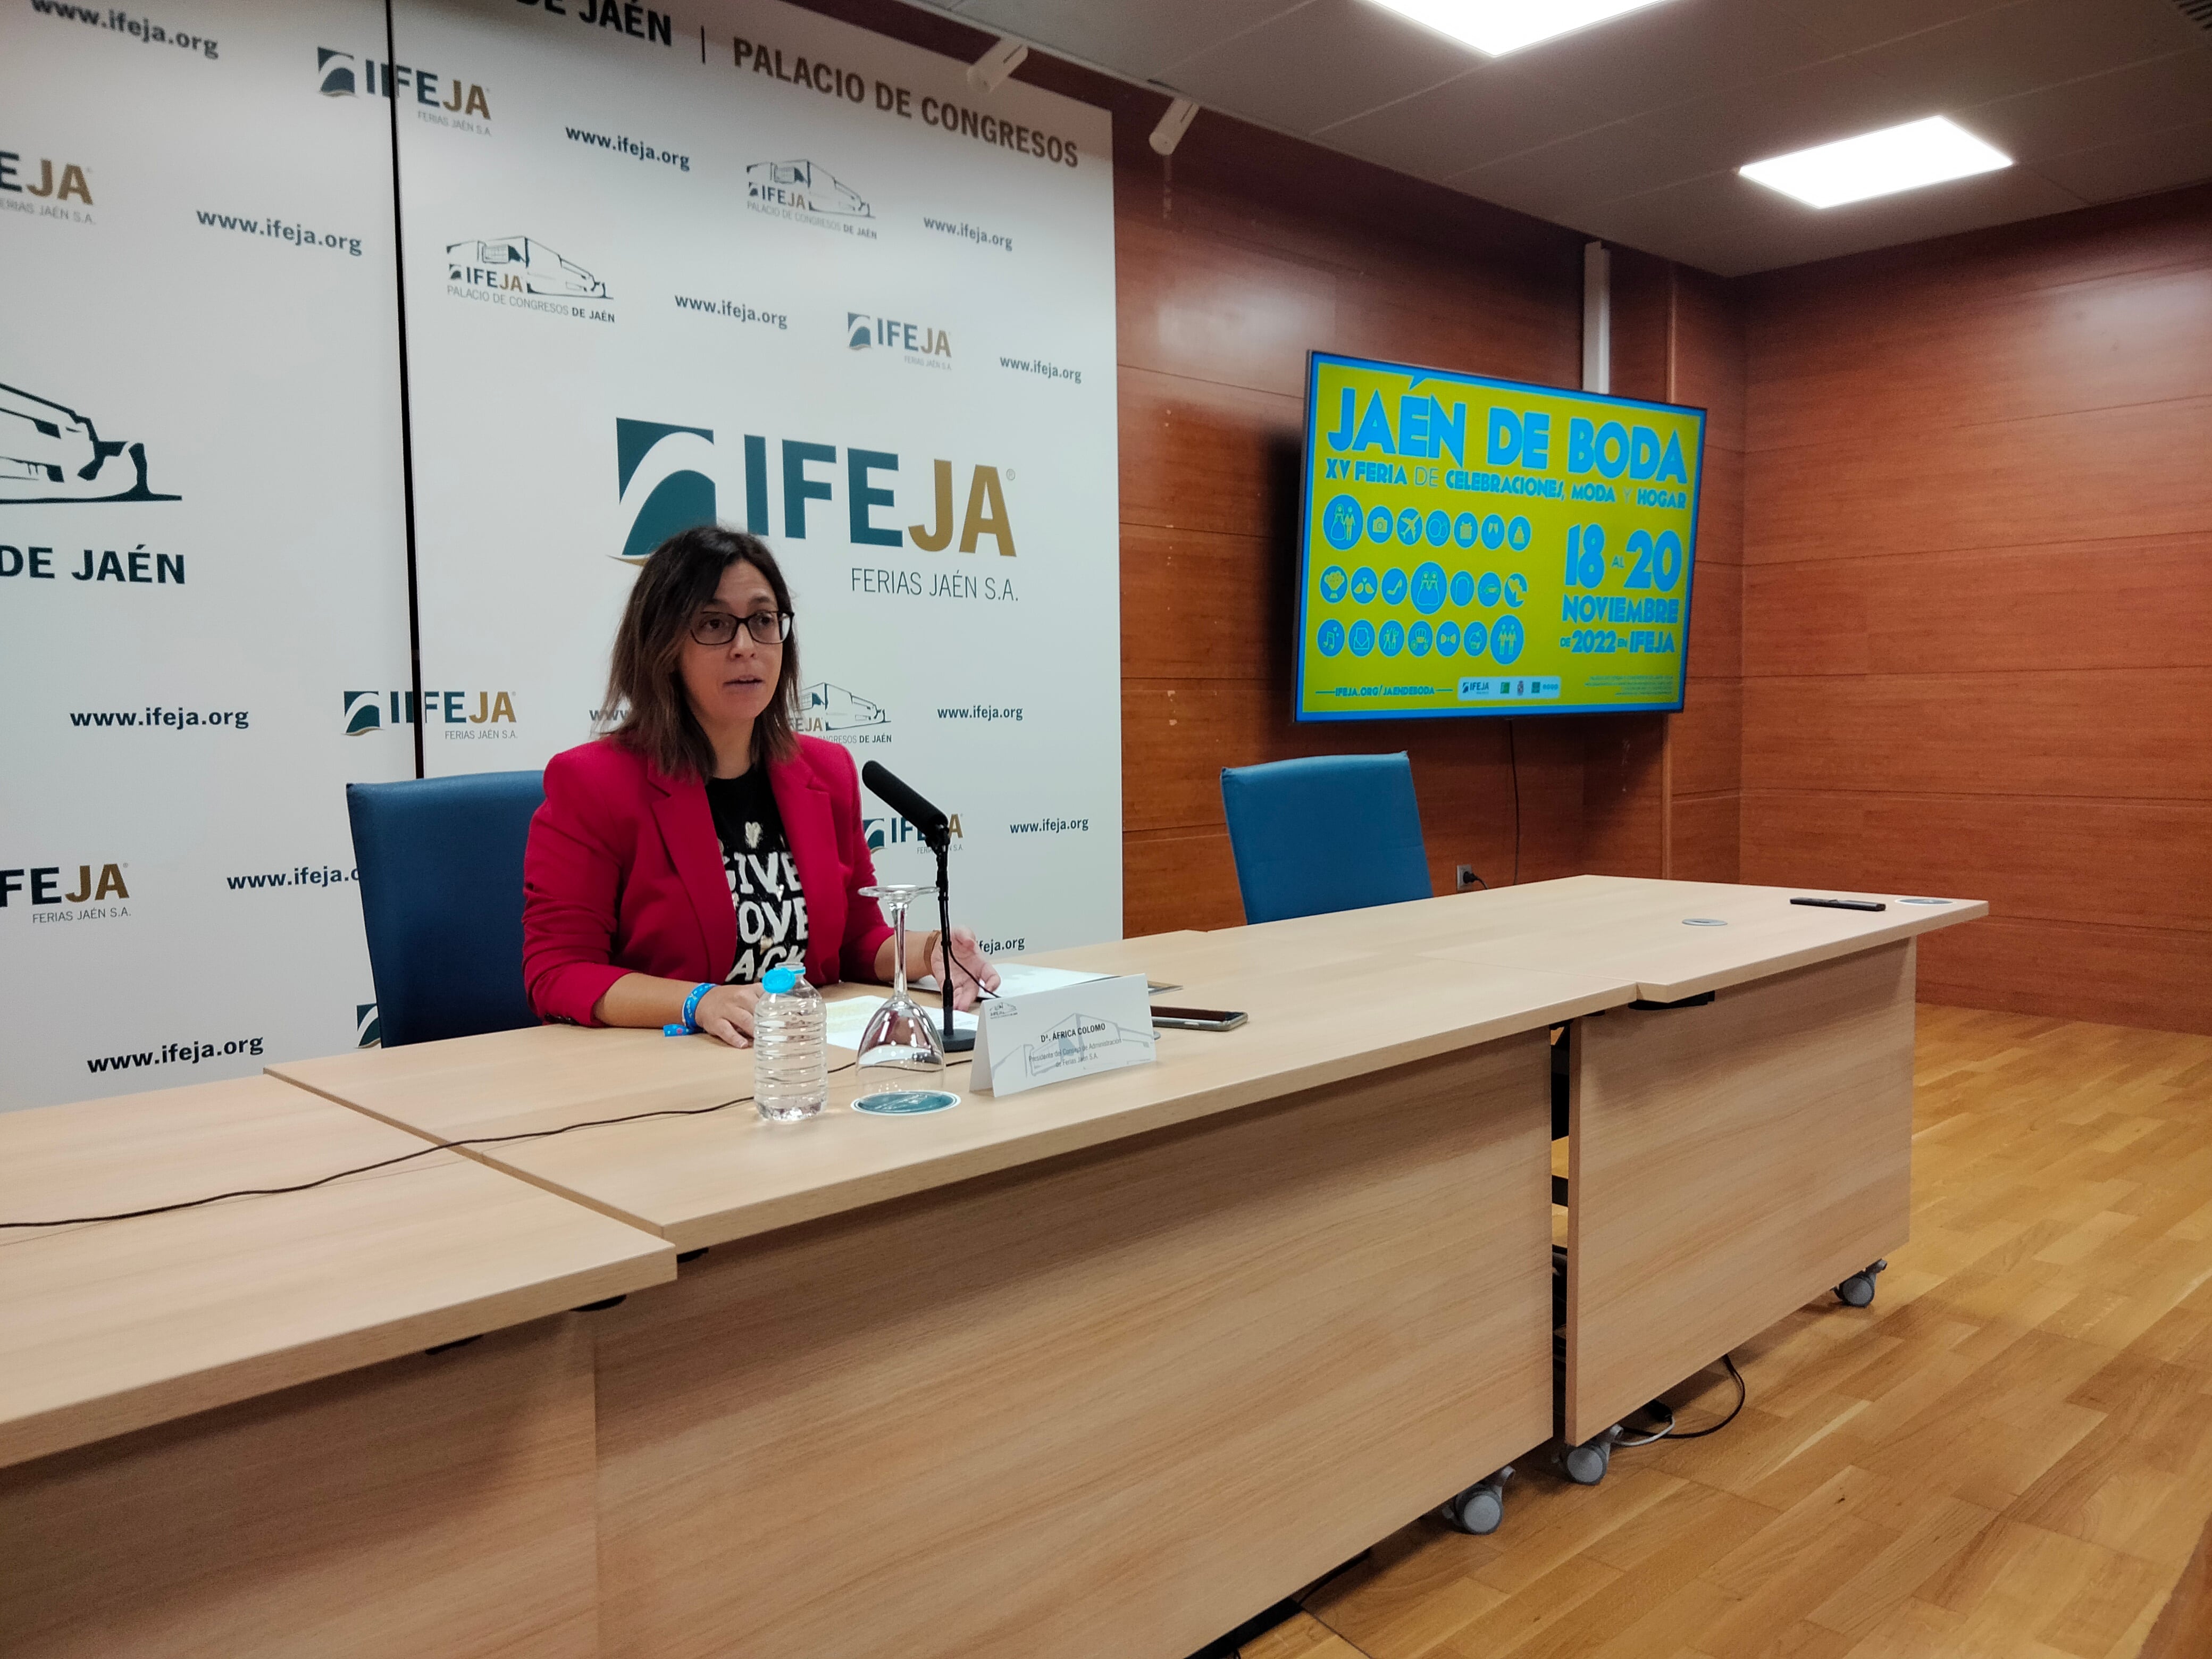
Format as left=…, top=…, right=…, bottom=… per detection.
left=1219, top=753, right=1431, bottom=925
left=346, top=770, right=544, bottom=1048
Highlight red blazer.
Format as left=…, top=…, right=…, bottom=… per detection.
left=522, top=734, right=893, bottom=1026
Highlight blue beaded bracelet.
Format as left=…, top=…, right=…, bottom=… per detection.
left=663, top=982, right=717, bottom=1037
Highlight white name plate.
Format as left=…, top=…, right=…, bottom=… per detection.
left=971, top=974, right=1158, bottom=1096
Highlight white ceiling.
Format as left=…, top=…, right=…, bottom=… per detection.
left=909, top=0, right=2212, bottom=274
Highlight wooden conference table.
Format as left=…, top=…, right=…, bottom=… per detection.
left=0, top=1074, right=676, bottom=1657
left=0, top=876, right=1982, bottom=1658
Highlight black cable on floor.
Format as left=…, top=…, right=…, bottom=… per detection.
left=1668, top=1354, right=1748, bottom=1439
left=1618, top=1353, right=1747, bottom=1448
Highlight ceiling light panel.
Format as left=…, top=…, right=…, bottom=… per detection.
left=1739, top=115, right=2012, bottom=207
left=1365, top=0, right=1677, bottom=57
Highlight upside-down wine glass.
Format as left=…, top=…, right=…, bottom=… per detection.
left=854, top=883, right=946, bottom=1105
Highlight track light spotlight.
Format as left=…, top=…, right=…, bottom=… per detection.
left=1149, top=97, right=1198, bottom=157
left=967, top=36, right=1028, bottom=94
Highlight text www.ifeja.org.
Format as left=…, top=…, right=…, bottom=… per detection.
left=225, top=865, right=356, bottom=891
left=564, top=126, right=690, bottom=170
left=29, top=0, right=217, bottom=57
left=1000, top=355, right=1080, bottom=385
left=87, top=1036, right=263, bottom=1075
left=70, top=706, right=248, bottom=730
left=195, top=210, right=362, bottom=255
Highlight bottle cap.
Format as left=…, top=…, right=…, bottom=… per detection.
left=762, top=967, right=798, bottom=994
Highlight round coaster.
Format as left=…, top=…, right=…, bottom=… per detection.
left=1682, top=917, right=1728, bottom=927
left=853, top=1090, right=960, bottom=1117
left=1899, top=897, right=1951, bottom=906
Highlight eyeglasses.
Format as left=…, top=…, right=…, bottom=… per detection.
left=690, top=609, right=792, bottom=647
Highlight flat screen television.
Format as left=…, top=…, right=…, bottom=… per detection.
left=1294, top=350, right=1707, bottom=722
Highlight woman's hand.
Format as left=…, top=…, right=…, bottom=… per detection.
left=928, top=926, right=1001, bottom=1012
left=692, top=982, right=762, bottom=1048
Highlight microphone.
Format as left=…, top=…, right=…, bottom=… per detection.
left=859, top=761, right=973, bottom=1053
left=861, top=761, right=948, bottom=848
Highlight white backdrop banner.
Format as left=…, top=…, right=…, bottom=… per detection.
left=392, top=0, right=1121, bottom=958
left=1, top=0, right=413, bottom=1111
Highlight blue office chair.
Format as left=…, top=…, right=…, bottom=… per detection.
left=346, top=771, right=544, bottom=1047
left=1219, top=753, right=1432, bottom=925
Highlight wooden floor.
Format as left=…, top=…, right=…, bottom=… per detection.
left=1231, top=1006, right=2212, bottom=1659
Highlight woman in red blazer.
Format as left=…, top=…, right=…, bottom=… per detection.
left=523, top=526, right=998, bottom=1046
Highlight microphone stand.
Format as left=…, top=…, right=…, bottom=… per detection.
left=929, top=824, right=972, bottom=1052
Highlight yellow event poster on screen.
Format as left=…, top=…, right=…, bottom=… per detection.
left=1295, top=353, right=1706, bottom=720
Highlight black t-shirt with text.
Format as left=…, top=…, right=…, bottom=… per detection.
left=703, top=769, right=810, bottom=985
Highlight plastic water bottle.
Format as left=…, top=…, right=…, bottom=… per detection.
left=752, top=966, right=827, bottom=1121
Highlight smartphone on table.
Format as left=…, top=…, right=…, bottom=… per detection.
left=1149, top=1007, right=1247, bottom=1032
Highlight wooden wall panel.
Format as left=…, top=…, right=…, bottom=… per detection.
left=1687, top=559, right=1742, bottom=681
left=1115, top=211, right=1336, bottom=396
left=1124, top=828, right=1245, bottom=936
left=1741, top=791, right=2212, bottom=934
left=1673, top=266, right=1747, bottom=455
left=1695, top=444, right=1744, bottom=566
left=1671, top=791, right=1742, bottom=886
left=1119, top=524, right=1286, bottom=683
left=1597, top=258, right=1745, bottom=883
left=1917, top=917, right=2212, bottom=1036
left=1742, top=188, right=2212, bottom=1034
left=1743, top=535, right=2212, bottom=679
left=1745, top=183, right=2212, bottom=446
left=1581, top=715, right=1668, bottom=878
left=1119, top=370, right=1302, bottom=539
left=1671, top=676, right=1741, bottom=800
left=1745, top=395, right=2212, bottom=565
left=1608, top=249, right=1675, bottom=405
left=1742, top=670, right=2212, bottom=800
left=1123, top=681, right=1285, bottom=834
left=1747, top=265, right=2212, bottom=452
left=1740, top=183, right=2212, bottom=323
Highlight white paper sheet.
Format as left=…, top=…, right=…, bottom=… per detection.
left=909, top=962, right=1110, bottom=999
left=825, top=995, right=978, bottom=1052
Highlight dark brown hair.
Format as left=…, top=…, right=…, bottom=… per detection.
left=600, top=525, right=799, bottom=778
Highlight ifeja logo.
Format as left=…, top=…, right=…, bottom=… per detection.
left=447, top=235, right=607, bottom=299
left=344, top=689, right=517, bottom=732
left=1, top=381, right=178, bottom=504
left=356, top=1002, right=381, bottom=1046
left=611, top=417, right=1019, bottom=565
left=316, top=48, right=491, bottom=121
left=847, top=313, right=951, bottom=366
left=799, top=682, right=887, bottom=734
left=1, top=146, right=93, bottom=206
left=745, top=159, right=873, bottom=233
left=614, top=416, right=715, bottom=565
left=866, top=811, right=961, bottom=852
left=1, top=861, right=129, bottom=909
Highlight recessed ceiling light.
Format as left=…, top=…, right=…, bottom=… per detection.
left=1739, top=116, right=2012, bottom=208
left=1365, top=0, right=1677, bottom=57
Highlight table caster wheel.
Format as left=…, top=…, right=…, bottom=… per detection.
left=1439, top=1465, right=1513, bottom=1535
left=1836, top=1259, right=1887, bottom=1308
left=1562, top=1427, right=1618, bottom=1486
